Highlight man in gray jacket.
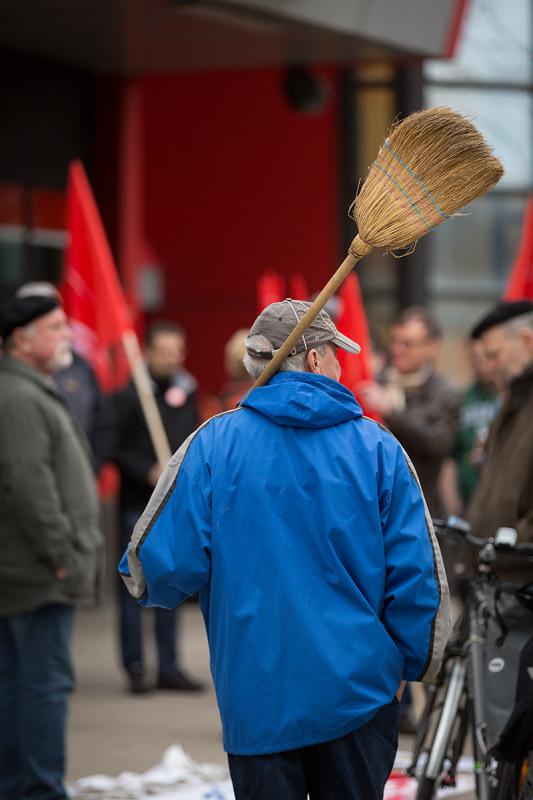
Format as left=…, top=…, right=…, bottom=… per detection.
left=0, top=293, right=102, bottom=800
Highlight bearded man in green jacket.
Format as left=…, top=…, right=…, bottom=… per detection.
left=0, top=293, right=102, bottom=800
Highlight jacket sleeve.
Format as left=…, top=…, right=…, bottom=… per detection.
left=384, top=385, right=461, bottom=460
left=0, top=396, right=73, bottom=570
left=379, top=435, right=450, bottom=681
left=516, top=511, right=533, bottom=544
left=118, top=425, right=212, bottom=609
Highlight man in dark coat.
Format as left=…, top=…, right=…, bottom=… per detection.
left=360, top=307, right=461, bottom=517
left=469, top=300, right=533, bottom=550
left=113, top=320, right=203, bottom=693
left=54, top=351, right=114, bottom=473
left=0, top=294, right=102, bottom=800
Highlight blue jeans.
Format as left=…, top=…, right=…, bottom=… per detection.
left=228, top=699, right=399, bottom=800
left=0, top=604, right=75, bottom=800
left=118, top=510, right=178, bottom=676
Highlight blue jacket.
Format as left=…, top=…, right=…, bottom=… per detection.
left=119, top=371, right=449, bottom=755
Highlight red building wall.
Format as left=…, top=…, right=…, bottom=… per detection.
left=99, top=66, right=342, bottom=393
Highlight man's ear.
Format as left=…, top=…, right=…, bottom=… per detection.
left=307, top=348, right=321, bottom=374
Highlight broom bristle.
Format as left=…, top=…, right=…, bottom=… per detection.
left=354, top=107, right=504, bottom=252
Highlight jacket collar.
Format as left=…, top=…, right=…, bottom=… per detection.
left=509, top=363, right=533, bottom=399
left=0, top=356, right=62, bottom=398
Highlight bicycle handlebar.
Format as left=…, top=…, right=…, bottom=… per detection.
left=432, top=516, right=533, bottom=556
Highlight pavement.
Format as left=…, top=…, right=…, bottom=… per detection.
left=67, top=602, right=474, bottom=798
left=68, top=602, right=224, bottom=781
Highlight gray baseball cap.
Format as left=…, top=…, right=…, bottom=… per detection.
left=246, top=299, right=361, bottom=359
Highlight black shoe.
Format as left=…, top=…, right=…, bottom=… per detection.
left=157, top=669, right=205, bottom=692
left=127, top=669, right=151, bottom=695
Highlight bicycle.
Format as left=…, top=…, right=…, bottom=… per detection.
left=406, top=516, right=533, bottom=800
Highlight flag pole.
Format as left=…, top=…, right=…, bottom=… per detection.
left=122, top=330, right=172, bottom=465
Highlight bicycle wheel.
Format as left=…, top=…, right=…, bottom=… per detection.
left=416, top=658, right=467, bottom=800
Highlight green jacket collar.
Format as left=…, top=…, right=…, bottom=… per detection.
left=0, top=356, right=62, bottom=398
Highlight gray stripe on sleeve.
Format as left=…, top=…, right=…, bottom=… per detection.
left=367, top=417, right=451, bottom=682
left=399, top=447, right=451, bottom=681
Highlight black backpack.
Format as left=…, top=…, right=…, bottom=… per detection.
left=485, top=582, right=533, bottom=761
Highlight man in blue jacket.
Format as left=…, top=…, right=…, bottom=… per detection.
left=119, top=299, right=450, bottom=800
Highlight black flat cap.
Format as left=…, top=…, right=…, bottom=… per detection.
left=0, top=295, right=60, bottom=340
left=471, top=299, right=533, bottom=340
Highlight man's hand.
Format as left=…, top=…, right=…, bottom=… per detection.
left=55, top=566, right=68, bottom=580
left=357, top=382, right=393, bottom=417
left=147, top=463, right=165, bottom=488
left=396, top=680, right=406, bottom=701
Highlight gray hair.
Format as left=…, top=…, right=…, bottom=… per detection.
left=243, top=334, right=326, bottom=379
left=503, top=311, right=533, bottom=337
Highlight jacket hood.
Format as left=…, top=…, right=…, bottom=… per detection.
left=241, top=371, right=362, bottom=429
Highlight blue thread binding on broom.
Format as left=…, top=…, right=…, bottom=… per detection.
left=373, top=162, right=432, bottom=230
left=383, top=142, right=448, bottom=220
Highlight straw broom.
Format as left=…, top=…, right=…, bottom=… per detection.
left=249, top=106, right=504, bottom=390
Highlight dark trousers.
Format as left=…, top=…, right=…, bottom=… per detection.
left=118, top=510, right=178, bottom=676
left=0, top=604, right=75, bottom=800
left=228, top=699, right=399, bottom=800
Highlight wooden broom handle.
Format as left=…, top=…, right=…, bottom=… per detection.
left=248, top=235, right=372, bottom=392
left=122, top=330, right=172, bottom=465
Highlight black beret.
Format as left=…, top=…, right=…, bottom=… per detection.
left=0, top=295, right=60, bottom=340
left=471, top=299, right=533, bottom=340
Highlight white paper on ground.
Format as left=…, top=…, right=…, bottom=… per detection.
left=68, top=747, right=475, bottom=800
left=68, top=745, right=234, bottom=799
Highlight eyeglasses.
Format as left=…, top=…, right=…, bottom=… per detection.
left=390, top=336, right=429, bottom=349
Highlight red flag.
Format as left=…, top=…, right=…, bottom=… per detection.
left=504, top=196, right=533, bottom=300
left=61, top=161, right=134, bottom=389
left=289, top=273, right=309, bottom=301
left=257, top=270, right=286, bottom=311
left=337, top=273, right=381, bottom=421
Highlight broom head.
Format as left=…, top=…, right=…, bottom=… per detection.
left=353, top=107, right=504, bottom=253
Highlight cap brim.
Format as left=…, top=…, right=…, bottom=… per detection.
left=333, top=331, right=361, bottom=355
